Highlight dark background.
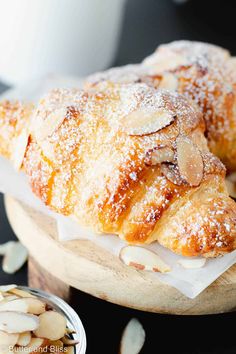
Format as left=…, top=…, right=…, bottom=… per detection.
left=0, top=0, right=236, bottom=353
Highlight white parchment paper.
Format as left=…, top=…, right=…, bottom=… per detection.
left=1, top=76, right=236, bottom=299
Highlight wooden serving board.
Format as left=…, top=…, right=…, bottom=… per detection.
left=4, top=195, right=236, bottom=315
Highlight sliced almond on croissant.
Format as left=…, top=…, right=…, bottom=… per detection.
left=176, top=136, right=203, bottom=186
left=145, top=146, right=175, bottom=166
left=120, top=318, right=145, bottom=354
left=0, top=312, right=39, bottom=333
left=34, top=310, right=67, bottom=340
left=161, top=163, right=185, bottom=185
left=34, top=108, right=67, bottom=141
left=12, top=129, right=29, bottom=171
left=158, top=72, right=178, bottom=91
left=178, top=258, right=206, bottom=269
left=123, top=109, right=174, bottom=136
left=119, top=246, right=171, bottom=273
left=17, top=331, right=31, bottom=346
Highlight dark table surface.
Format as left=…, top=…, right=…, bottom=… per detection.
left=0, top=0, right=236, bottom=353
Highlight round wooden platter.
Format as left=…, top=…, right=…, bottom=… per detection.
left=4, top=195, right=236, bottom=315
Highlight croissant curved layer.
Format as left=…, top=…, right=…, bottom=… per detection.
left=87, top=41, right=236, bottom=172
left=0, top=82, right=236, bottom=258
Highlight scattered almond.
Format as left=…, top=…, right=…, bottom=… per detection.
left=119, top=246, right=171, bottom=273
left=123, top=108, right=175, bottom=136
left=145, top=146, right=175, bottom=166
left=2, top=242, right=28, bottom=274
left=0, top=242, right=15, bottom=256
left=120, top=318, right=145, bottom=354
left=178, top=258, right=206, bottom=269
left=176, top=136, right=203, bottom=186
left=12, top=129, right=29, bottom=171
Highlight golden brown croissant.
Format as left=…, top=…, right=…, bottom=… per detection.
left=87, top=41, right=236, bottom=172
left=1, top=81, right=236, bottom=258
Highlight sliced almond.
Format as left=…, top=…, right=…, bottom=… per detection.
left=178, top=258, right=206, bottom=269
left=23, top=298, right=46, bottom=315
left=0, top=298, right=28, bottom=313
left=49, top=339, right=64, bottom=349
left=9, top=288, right=36, bottom=298
left=226, top=179, right=236, bottom=199
left=17, top=331, right=31, bottom=346
left=34, top=310, right=67, bottom=341
left=0, top=285, right=17, bottom=293
left=123, top=109, right=174, bottom=136
left=158, top=72, right=178, bottom=91
left=176, top=136, right=203, bottom=186
left=0, top=242, right=16, bottom=256
left=64, top=347, right=75, bottom=354
left=119, top=246, right=171, bottom=273
left=34, top=108, right=67, bottom=142
left=161, top=163, right=185, bottom=185
left=143, top=51, right=187, bottom=72
left=15, top=338, right=48, bottom=354
left=66, top=328, right=76, bottom=335
left=120, top=318, right=145, bottom=354
left=12, top=129, right=29, bottom=171
left=61, top=336, right=79, bottom=346
left=0, top=312, right=39, bottom=333
left=145, top=146, right=174, bottom=166
left=2, top=295, right=19, bottom=302
left=0, top=330, right=19, bottom=347
left=3, top=242, right=28, bottom=274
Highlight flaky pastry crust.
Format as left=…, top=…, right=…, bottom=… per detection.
left=0, top=82, right=236, bottom=257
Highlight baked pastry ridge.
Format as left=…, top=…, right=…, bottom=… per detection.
left=0, top=81, right=236, bottom=258
left=87, top=41, right=236, bottom=172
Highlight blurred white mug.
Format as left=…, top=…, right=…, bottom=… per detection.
left=0, top=0, right=126, bottom=85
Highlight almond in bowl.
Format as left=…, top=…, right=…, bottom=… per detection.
left=0, top=285, right=86, bottom=354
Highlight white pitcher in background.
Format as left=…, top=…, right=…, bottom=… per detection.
left=0, top=0, right=126, bottom=85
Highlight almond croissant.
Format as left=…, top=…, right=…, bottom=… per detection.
left=0, top=81, right=236, bottom=258
left=87, top=41, right=236, bottom=172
